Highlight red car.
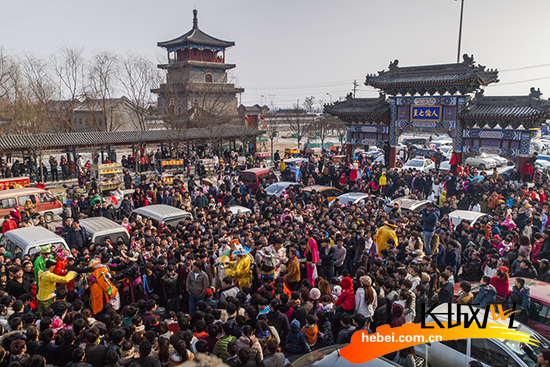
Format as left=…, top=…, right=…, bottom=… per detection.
left=453, top=277, right=550, bottom=340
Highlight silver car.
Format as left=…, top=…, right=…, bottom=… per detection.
left=292, top=345, right=405, bottom=367
left=465, top=153, right=497, bottom=170
left=415, top=304, right=550, bottom=367
left=265, top=182, right=304, bottom=198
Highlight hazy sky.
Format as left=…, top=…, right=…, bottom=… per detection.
left=2, top=0, right=550, bottom=109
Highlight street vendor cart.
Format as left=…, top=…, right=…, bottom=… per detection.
left=254, top=152, right=271, bottom=168
left=90, top=163, right=123, bottom=193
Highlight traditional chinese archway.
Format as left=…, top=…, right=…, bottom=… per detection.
left=325, top=55, right=549, bottom=169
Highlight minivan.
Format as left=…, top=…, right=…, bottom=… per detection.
left=130, top=204, right=193, bottom=227
left=238, top=168, right=278, bottom=195
left=0, top=227, right=70, bottom=259
left=79, top=217, right=130, bottom=245
left=0, top=188, right=62, bottom=223
left=415, top=303, right=549, bottom=367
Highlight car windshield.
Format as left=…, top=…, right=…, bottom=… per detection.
left=408, top=160, right=424, bottom=167
left=503, top=323, right=550, bottom=367
left=265, top=184, right=284, bottom=194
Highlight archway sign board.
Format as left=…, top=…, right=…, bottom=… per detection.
left=324, top=55, right=549, bottom=169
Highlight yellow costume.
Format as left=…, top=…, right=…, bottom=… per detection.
left=37, top=270, right=77, bottom=309
left=375, top=223, right=398, bottom=255
left=226, top=254, right=251, bottom=289
left=439, top=190, right=447, bottom=208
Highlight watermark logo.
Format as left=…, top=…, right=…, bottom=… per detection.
left=340, top=303, right=538, bottom=364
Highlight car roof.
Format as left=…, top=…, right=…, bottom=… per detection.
left=303, top=185, right=336, bottom=192
left=292, top=345, right=401, bottom=367
left=388, top=197, right=432, bottom=210
left=79, top=217, right=124, bottom=233
left=449, top=210, right=486, bottom=221
left=0, top=187, right=48, bottom=196
left=133, top=205, right=192, bottom=221
left=239, top=168, right=271, bottom=174
left=3, top=227, right=65, bottom=246
left=338, top=193, right=370, bottom=199
left=509, top=277, right=550, bottom=302
left=228, top=205, right=252, bottom=215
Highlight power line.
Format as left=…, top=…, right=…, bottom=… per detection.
left=492, top=75, right=550, bottom=87
left=245, top=80, right=358, bottom=90
left=499, top=63, right=550, bottom=73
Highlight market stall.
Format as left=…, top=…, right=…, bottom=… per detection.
left=254, top=152, right=271, bottom=168
left=285, top=148, right=300, bottom=158
left=161, top=159, right=184, bottom=173
left=90, top=163, right=123, bottom=192
left=0, top=177, right=30, bottom=190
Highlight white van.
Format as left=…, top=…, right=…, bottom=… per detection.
left=0, top=227, right=70, bottom=259
left=79, top=217, right=130, bottom=245
left=130, top=204, right=193, bottom=227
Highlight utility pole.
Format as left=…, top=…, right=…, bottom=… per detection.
left=457, top=0, right=465, bottom=63
left=353, top=80, right=358, bottom=98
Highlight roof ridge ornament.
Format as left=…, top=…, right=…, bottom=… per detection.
left=388, top=59, right=399, bottom=71
left=462, top=54, right=475, bottom=66
left=530, top=87, right=543, bottom=99
left=193, top=9, right=199, bottom=30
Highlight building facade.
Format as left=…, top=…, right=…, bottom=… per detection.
left=152, top=10, right=244, bottom=128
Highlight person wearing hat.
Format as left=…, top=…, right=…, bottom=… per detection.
left=375, top=220, right=398, bottom=255
left=513, top=259, right=537, bottom=279
left=225, top=245, right=252, bottom=289
left=89, top=253, right=119, bottom=314
left=37, top=259, right=77, bottom=310
left=34, top=244, right=54, bottom=285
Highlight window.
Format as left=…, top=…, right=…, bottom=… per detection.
left=205, top=74, right=213, bottom=83
left=17, top=195, right=35, bottom=207
left=529, top=301, right=550, bottom=326
left=1, top=198, right=16, bottom=210
left=240, top=174, right=256, bottom=184
left=441, top=339, right=467, bottom=354
left=12, top=244, right=22, bottom=260
left=471, top=339, right=519, bottom=367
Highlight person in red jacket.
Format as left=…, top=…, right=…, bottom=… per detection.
left=2, top=215, right=17, bottom=233
left=335, top=277, right=355, bottom=312
left=490, top=267, right=510, bottom=300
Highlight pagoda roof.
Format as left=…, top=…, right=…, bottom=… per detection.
left=459, top=88, right=550, bottom=129
left=365, top=55, right=499, bottom=96
left=324, top=93, right=389, bottom=123
left=158, top=10, right=234, bottom=50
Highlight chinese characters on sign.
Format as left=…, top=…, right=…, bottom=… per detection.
left=410, top=106, right=442, bottom=122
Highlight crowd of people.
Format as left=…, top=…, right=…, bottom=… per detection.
left=0, top=147, right=549, bottom=367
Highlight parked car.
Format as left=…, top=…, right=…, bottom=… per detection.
left=0, top=188, right=63, bottom=223
left=330, top=193, right=370, bottom=207
left=303, top=186, right=343, bottom=202
left=438, top=161, right=452, bottom=172
left=292, top=345, right=406, bottom=367
left=265, top=182, right=304, bottom=198
left=228, top=205, right=252, bottom=216
left=465, top=153, right=498, bottom=170
left=414, top=303, right=550, bottom=367
left=449, top=210, right=491, bottom=228
left=0, top=227, right=70, bottom=259
left=486, top=154, right=509, bottom=167
left=401, top=137, right=429, bottom=147
left=79, top=217, right=130, bottom=245
left=402, top=158, right=435, bottom=173
left=238, top=168, right=278, bottom=195
left=130, top=204, right=193, bottom=227
left=531, top=140, right=549, bottom=155
left=384, top=197, right=434, bottom=214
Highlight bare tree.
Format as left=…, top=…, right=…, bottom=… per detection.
left=286, top=102, right=314, bottom=150
left=50, top=46, right=86, bottom=132
left=315, top=114, right=338, bottom=151
left=119, top=54, right=162, bottom=132
left=264, top=113, right=279, bottom=163
left=85, top=52, right=120, bottom=131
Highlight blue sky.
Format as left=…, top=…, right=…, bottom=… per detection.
left=2, top=0, right=549, bottom=108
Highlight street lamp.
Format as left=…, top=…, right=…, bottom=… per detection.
left=326, top=93, right=332, bottom=104
left=457, top=0, right=465, bottom=63
left=261, top=95, right=264, bottom=105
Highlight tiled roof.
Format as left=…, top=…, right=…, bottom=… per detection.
left=158, top=10, right=234, bottom=49
left=0, top=127, right=263, bottom=151
left=324, top=96, right=389, bottom=116
left=365, top=57, right=498, bottom=95
left=459, top=95, right=549, bottom=120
